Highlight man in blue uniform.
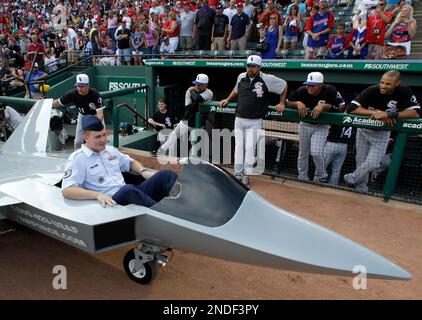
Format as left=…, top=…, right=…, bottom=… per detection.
left=61, top=115, right=177, bottom=207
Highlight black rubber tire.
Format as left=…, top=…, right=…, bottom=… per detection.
left=123, top=249, right=157, bottom=285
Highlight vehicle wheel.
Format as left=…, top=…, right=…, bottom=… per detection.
left=123, top=249, right=157, bottom=285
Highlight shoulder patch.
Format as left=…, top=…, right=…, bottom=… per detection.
left=63, top=169, right=72, bottom=179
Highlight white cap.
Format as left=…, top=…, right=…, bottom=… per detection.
left=192, top=73, right=209, bottom=85
left=76, top=73, right=89, bottom=85
left=303, top=72, right=324, bottom=86
left=246, top=55, right=261, bottom=66
left=33, top=62, right=39, bottom=67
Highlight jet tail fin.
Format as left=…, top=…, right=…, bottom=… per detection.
left=2, top=99, right=52, bottom=156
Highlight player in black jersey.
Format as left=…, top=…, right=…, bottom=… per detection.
left=53, top=73, right=104, bottom=149
left=344, top=70, right=421, bottom=192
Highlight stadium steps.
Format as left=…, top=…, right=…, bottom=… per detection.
left=409, top=0, right=422, bottom=59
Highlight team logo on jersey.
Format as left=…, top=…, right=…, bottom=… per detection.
left=98, top=176, right=105, bottom=184
left=63, top=169, right=72, bottom=179
left=386, top=100, right=398, bottom=112
left=253, top=82, right=264, bottom=98
left=89, top=103, right=96, bottom=109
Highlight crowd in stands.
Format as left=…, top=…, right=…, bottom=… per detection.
left=0, top=0, right=419, bottom=94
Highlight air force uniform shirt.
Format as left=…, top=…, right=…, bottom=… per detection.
left=62, top=145, right=134, bottom=197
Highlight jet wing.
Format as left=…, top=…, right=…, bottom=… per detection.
left=0, top=179, right=146, bottom=253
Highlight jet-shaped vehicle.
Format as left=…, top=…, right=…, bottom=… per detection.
left=0, top=99, right=411, bottom=284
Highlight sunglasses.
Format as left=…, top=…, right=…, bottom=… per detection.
left=270, top=17, right=277, bottom=20
left=76, top=83, right=88, bottom=88
left=247, top=64, right=259, bottom=68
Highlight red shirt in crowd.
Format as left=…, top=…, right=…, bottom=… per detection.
left=366, top=11, right=393, bottom=45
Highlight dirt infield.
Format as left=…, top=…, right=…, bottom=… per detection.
left=0, top=154, right=421, bottom=300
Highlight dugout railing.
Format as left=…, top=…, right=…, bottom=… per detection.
left=196, top=101, right=422, bottom=204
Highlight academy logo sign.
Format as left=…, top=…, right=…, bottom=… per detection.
left=402, top=122, right=422, bottom=130
left=210, top=106, right=236, bottom=114
left=342, top=116, right=384, bottom=128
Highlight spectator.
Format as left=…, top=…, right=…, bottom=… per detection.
left=223, top=0, right=238, bottom=28
left=162, top=12, right=180, bottom=54
left=179, top=1, right=196, bottom=51
left=248, top=2, right=267, bottom=43
left=348, top=18, right=368, bottom=59
left=131, top=25, right=146, bottom=66
left=160, top=36, right=174, bottom=58
left=304, top=0, right=334, bottom=59
left=65, top=25, right=79, bottom=65
left=18, top=33, right=31, bottom=55
left=193, top=0, right=216, bottom=50
left=264, top=0, right=283, bottom=27
left=326, top=23, right=349, bottom=59
left=302, top=4, right=319, bottom=49
left=366, top=1, right=393, bottom=59
left=90, top=21, right=102, bottom=56
left=99, top=38, right=117, bottom=66
left=243, top=0, right=255, bottom=19
left=211, top=4, right=229, bottom=51
left=0, top=103, right=22, bottom=133
left=286, top=0, right=308, bottom=16
left=228, top=2, right=250, bottom=50
left=115, top=19, right=132, bottom=65
left=28, top=33, right=45, bottom=69
left=44, top=49, right=59, bottom=73
left=150, top=0, right=165, bottom=17
left=259, top=14, right=283, bottom=59
left=283, top=5, right=302, bottom=50
left=24, top=62, right=48, bottom=99
left=141, top=23, right=160, bottom=59
left=385, top=4, right=417, bottom=57
left=107, top=11, right=118, bottom=40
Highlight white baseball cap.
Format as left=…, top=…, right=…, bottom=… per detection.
left=247, top=55, right=261, bottom=67
left=303, top=72, right=324, bottom=86
left=76, top=73, right=89, bottom=85
left=192, top=73, right=209, bottom=85
left=33, top=62, right=39, bottom=67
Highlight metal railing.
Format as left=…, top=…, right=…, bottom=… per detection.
left=197, top=101, right=422, bottom=204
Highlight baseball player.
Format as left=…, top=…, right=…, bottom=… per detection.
left=322, top=94, right=355, bottom=186
left=62, top=115, right=178, bottom=208
left=344, top=70, right=421, bottom=192
left=286, top=71, right=341, bottom=182
left=156, top=73, right=213, bottom=157
left=52, top=74, right=104, bottom=149
left=219, top=55, right=287, bottom=187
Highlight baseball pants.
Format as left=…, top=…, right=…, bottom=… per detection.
left=234, top=117, right=262, bottom=176
left=347, top=128, right=390, bottom=191
left=323, top=141, right=348, bottom=185
left=159, top=120, right=192, bottom=156
left=112, top=169, right=178, bottom=207
left=297, top=122, right=330, bottom=181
